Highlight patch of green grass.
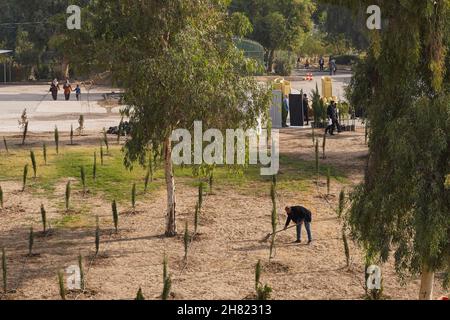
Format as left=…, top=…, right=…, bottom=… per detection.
left=0, top=146, right=348, bottom=201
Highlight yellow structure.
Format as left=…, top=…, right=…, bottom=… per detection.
left=273, top=78, right=291, bottom=96
left=321, top=76, right=333, bottom=99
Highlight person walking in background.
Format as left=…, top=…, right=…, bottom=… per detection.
left=282, top=95, right=290, bottom=128
left=319, top=56, right=325, bottom=71
left=302, top=93, right=309, bottom=126
left=63, top=80, right=72, bottom=101
left=49, top=78, right=59, bottom=101
left=74, top=84, right=81, bottom=101
left=325, top=101, right=336, bottom=135
left=284, top=206, right=313, bottom=244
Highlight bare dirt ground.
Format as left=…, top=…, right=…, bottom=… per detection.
left=0, top=128, right=446, bottom=300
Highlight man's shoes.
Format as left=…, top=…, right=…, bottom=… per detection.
left=307, top=240, right=312, bottom=245
left=295, top=240, right=302, bottom=243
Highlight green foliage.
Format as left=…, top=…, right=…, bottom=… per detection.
left=255, top=260, right=262, bottom=290
left=311, top=84, right=326, bottom=125
left=162, top=254, right=171, bottom=300
left=256, top=284, right=272, bottom=300
left=54, top=126, right=59, bottom=154
left=28, top=226, right=34, bottom=256
left=2, top=248, right=6, bottom=293
left=135, top=287, right=145, bottom=300
left=21, top=121, right=28, bottom=146
left=40, top=204, right=47, bottom=233
left=274, top=51, right=296, bottom=76
left=70, top=125, right=74, bottom=145
left=198, top=182, right=204, bottom=210
left=327, top=167, right=331, bottom=195
left=80, top=166, right=86, bottom=195
left=30, top=150, right=37, bottom=178
left=322, top=133, right=327, bottom=159
left=95, top=216, right=100, bottom=255
left=231, top=0, right=315, bottom=71
left=131, top=183, right=136, bottom=210
left=3, top=137, right=8, bottom=154
left=100, top=144, right=104, bottom=166
left=340, top=0, right=450, bottom=290
left=78, top=254, right=85, bottom=291
left=315, top=141, right=319, bottom=180
left=65, top=181, right=71, bottom=211
left=117, top=117, right=123, bottom=144
left=103, top=128, right=109, bottom=154
left=112, top=200, right=119, bottom=232
left=22, top=164, right=28, bottom=192
left=337, top=190, right=345, bottom=219
left=269, top=176, right=277, bottom=259
left=144, top=169, right=150, bottom=192
left=43, top=144, right=47, bottom=165
left=194, top=202, right=200, bottom=234
left=0, top=185, right=3, bottom=208
left=58, top=270, right=65, bottom=300
left=183, top=221, right=190, bottom=261
left=93, top=152, right=97, bottom=181
left=342, top=223, right=350, bottom=267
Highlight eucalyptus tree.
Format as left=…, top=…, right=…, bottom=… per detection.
left=72, top=0, right=271, bottom=237
left=330, top=0, right=450, bottom=299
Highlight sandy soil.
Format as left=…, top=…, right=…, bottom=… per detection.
left=0, top=128, right=446, bottom=300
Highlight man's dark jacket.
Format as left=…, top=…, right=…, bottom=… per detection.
left=285, top=206, right=312, bottom=228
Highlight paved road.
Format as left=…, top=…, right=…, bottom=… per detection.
left=0, top=84, right=122, bottom=133
left=0, top=70, right=352, bottom=133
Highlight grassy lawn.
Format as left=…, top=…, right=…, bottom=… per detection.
left=0, top=145, right=348, bottom=204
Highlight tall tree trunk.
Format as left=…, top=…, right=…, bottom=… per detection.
left=62, top=56, right=70, bottom=79
left=164, top=137, right=176, bottom=237
left=267, top=50, right=274, bottom=73
left=419, top=265, right=434, bottom=300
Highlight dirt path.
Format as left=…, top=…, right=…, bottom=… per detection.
left=0, top=128, right=446, bottom=300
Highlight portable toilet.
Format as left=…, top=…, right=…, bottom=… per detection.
left=321, top=76, right=333, bottom=99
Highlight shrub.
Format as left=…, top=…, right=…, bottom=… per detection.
left=184, top=221, right=190, bottom=261
left=30, top=150, right=37, bottom=178
left=274, top=51, right=295, bottom=76
left=22, top=164, right=28, bottom=192
left=80, top=166, right=86, bottom=195
left=342, top=224, right=350, bottom=267
left=112, top=200, right=119, bottom=233
left=198, top=182, right=204, bottom=209
left=322, top=133, right=327, bottom=159
left=93, top=152, right=97, bottom=181
left=255, top=260, right=262, bottom=290
left=54, top=126, right=59, bottom=154
left=78, top=254, right=85, bottom=291
left=136, top=287, right=145, bottom=300
left=100, top=144, right=104, bottom=166
left=43, top=143, right=47, bottom=165
left=28, top=226, right=34, bottom=256
left=65, top=181, right=71, bottom=211
left=2, top=248, right=6, bottom=293
left=162, top=254, right=171, bottom=300
left=337, top=190, right=345, bottom=219
left=3, top=137, right=8, bottom=154
left=194, top=202, right=200, bottom=234
left=131, top=183, right=136, bottom=211
left=256, top=284, right=272, bottom=300
left=144, top=169, right=150, bottom=192
left=269, top=176, right=277, bottom=260
left=333, top=54, right=360, bottom=66
left=58, top=270, right=66, bottom=300
left=21, top=121, right=28, bottom=145
left=0, top=185, right=3, bottom=209
left=70, top=124, right=74, bottom=145
left=95, top=216, right=100, bottom=255
left=327, top=167, right=331, bottom=195
left=40, top=204, right=47, bottom=233
left=315, top=141, right=319, bottom=180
